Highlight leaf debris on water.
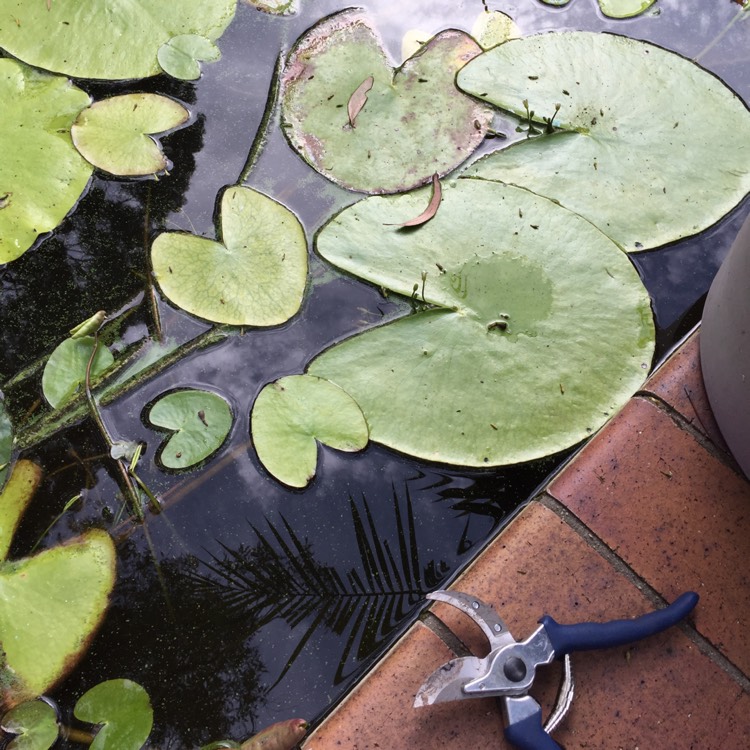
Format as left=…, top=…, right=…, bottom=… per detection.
left=385, top=173, right=442, bottom=228
left=347, top=75, right=374, bottom=128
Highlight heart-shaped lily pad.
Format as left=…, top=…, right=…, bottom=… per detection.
left=1, top=700, right=59, bottom=750
left=309, top=179, right=654, bottom=467
left=458, top=31, right=750, bottom=251
left=151, top=186, right=307, bottom=325
left=0, top=59, right=92, bottom=264
left=280, top=9, right=493, bottom=194
left=251, top=375, right=368, bottom=488
left=157, top=35, right=221, bottom=80
left=147, top=389, right=233, bottom=470
left=74, top=680, right=153, bottom=750
left=0, top=0, right=236, bottom=80
left=42, top=336, right=115, bottom=409
left=0, top=460, right=43, bottom=562
left=0, top=529, right=116, bottom=704
left=71, top=94, right=190, bottom=176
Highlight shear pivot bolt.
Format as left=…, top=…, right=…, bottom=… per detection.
left=503, top=657, right=527, bottom=683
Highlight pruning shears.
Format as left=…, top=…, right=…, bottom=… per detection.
left=414, top=590, right=699, bottom=750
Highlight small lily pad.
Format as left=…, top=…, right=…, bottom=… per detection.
left=72, top=94, right=190, bottom=177
left=457, top=31, right=750, bottom=251
left=151, top=186, right=307, bottom=326
left=245, top=0, right=298, bottom=15
left=42, top=336, right=115, bottom=409
left=251, top=375, right=368, bottom=488
left=74, top=680, right=153, bottom=750
left=0, top=529, right=117, bottom=704
left=157, top=35, right=221, bottom=80
left=1, top=700, right=59, bottom=750
left=471, top=11, right=520, bottom=50
left=309, top=179, right=654, bottom=467
left=280, top=9, right=493, bottom=193
left=0, top=59, right=92, bottom=264
left=0, top=460, right=43, bottom=562
left=147, top=389, right=233, bottom=470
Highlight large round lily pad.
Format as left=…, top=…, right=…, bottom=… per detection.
left=457, top=32, right=750, bottom=251
left=309, top=179, right=654, bottom=467
left=0, top=59, right=92, bottom=264
left=151, top=186, right=307, bottom=326
left=0, top=529, right=116, bottom=704
left=0, top=0, right=236, bottom=80
left=280, top=9, right=493, bottom=194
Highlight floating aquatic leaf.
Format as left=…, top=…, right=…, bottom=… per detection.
left=74, top=680, right=153, bottom=750
left=471, top=10, right=520, bottom=50
left=69, top=310, right=106, bottom=339
left=147, top=389, right=233, bottom=470
left=244, top=0, right=298, bottom=14
left=151, top=186, right=307, bottom=325
left=0, top=461, right=43, bottom=562
left=251, top=375, right=368, bottom=488
left=385, top=174, right=442, bottom=227
left=240, top=718, right=308, bottom=750
left=157, top=34, right=222, bottom=80
left=309, top=179, right=654, bottom=467
left=1, top=700, right=59, bottom=750
left=347, top=76, right=374, bottom=128
left=0, top=0, right=236, bottom=80
left=280, top=9, right=493, bottom=193
left=599, top=0, right=657, bottom=18
left=0, top=529, right=116, bottom=704
left=458, top=31, right=750, bottom=251
left=0, top=59, right=92, bottom=264
left=42, top=336, right=114, bottom=409
left=0, top=398, right=12, bottom=491
left=71, top=94, right=190, bottom=176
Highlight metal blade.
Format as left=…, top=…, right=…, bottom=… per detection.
left=413, top=655, right=490, bottom=707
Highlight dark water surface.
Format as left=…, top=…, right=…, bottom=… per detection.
left=1, top=0, right=748, bottom=746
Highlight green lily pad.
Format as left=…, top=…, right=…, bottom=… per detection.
left=71, top=94, right=190, bottom=176
left=471, top=11, right=520, bottom=50
left=0, top=461, right=43, bottom=563
left=157, top=35, right=221, bottom=80
left=42, top=336, right=115, bottom=409
left=1, top=700, right=59, bottom=750
left=251, top=375, right=368, bottom=488
left=0, top=59, right=92, bottom=264
left=0, top=0, right=236, bottom=80
left=457, top=31, right=750, bottom=251
left=245, top=0, right=298, bottom=15
left=147, top=389, right=233, bottom=470
left=309, top=179, right=654, bottom=467
left=0, top=529, right=116, bottom=704
left=74, top=679, right=153, bottom=750
left=280, top=9, right=493, bottom=194
left=151, top=186, right=307, bottom=325
left=537, top=0, right=657, bottom=18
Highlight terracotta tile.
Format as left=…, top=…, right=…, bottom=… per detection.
left=642, top=330, right=729, bottom=453
left=548, top=397, right=750, bottom=675
left=302, top=621, right=505, bottom=749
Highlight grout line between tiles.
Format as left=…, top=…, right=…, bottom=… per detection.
left=538, top=493, right=750, bottom=695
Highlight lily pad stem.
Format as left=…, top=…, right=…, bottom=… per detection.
left=237, top=51, right=284, bottom=185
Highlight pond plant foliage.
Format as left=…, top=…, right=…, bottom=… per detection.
left=0, top=0, right=749, bottom=745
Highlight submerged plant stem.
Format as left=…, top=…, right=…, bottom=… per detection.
left=237, top=52, right=284, bottom=185
left=694, top=6, right=746, bottom=62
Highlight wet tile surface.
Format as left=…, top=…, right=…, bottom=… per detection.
left=548, top=396, right=750, bottom=675
left=642, top=330, right=729, bottom=452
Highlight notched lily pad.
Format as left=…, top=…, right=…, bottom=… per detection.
left=42, top=336, right=115, bottom=409
left=309, top=179, right=654, bottom=467
left=0, top=460, right=43, bottom=562
left=147, top=389, right=233, bottom=470
left=1, top=700, right=59, bottom=750
left=0, top=0, right=236, bottom=80
left=458, top=31, right=750, bottom=251
left=158, top=35, right=221, bottom=80
left=0, top=59, right=92, bottom=264
left=72, top=94, right=190, bottom=176
left=0, top=529, right=117, bottom=704
left=251, top=375, right=368, bottom=488
left=280, top=9, right=493, bottom=193
left=74, top=679, right=153, bottom=750
left=151, top=186, right=307, bottom=325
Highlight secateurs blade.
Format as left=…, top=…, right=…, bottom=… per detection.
left=414, top=589, right=699, bottom=750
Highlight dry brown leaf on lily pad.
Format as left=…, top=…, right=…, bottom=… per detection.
left=240, top=718, right=308, bottom=749
left=348, top=75, right=374, bottom=127
left=385, top=173, right=442, bottom=227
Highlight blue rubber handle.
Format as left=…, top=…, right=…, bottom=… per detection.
left=540, top=591, right=699, bottom=657
left=504, top=704, right=563, bottom=750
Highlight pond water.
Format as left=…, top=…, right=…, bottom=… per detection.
left=1, top=0, right=749, bottom=747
